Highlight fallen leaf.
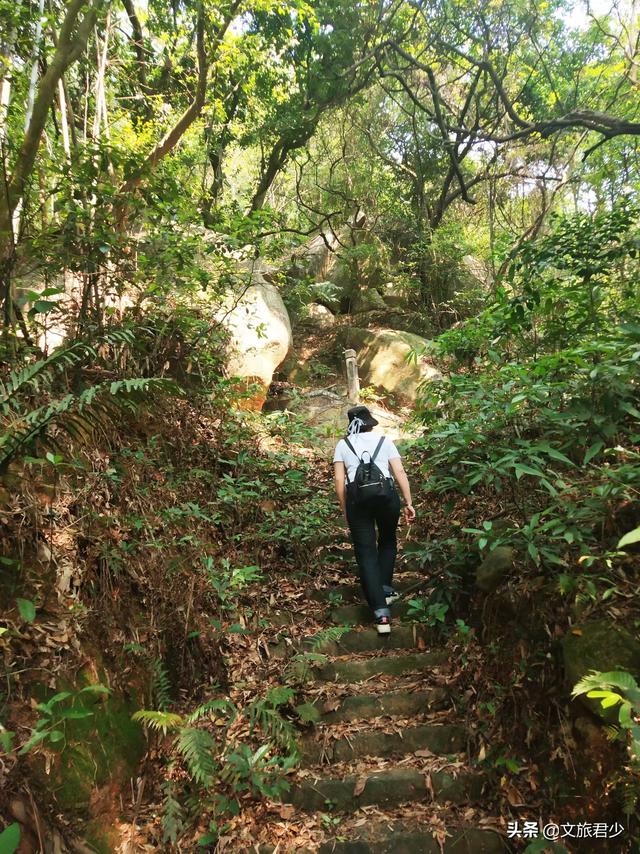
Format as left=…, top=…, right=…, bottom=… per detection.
left=322, top=698, right=341, bottom=713
left=353, top=776, right=368, bottom=797
left=424, top=773, right=434, bottom=799
left=278, top=805, right=295, bottom=820
left=414, top=748, right=433, bottom=758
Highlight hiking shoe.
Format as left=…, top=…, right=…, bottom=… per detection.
left=375, top=616, right=391, bottom=635
left=385, top=589, right=400, bottom=605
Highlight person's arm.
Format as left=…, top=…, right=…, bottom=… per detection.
left=334, top=461, right=347, bottom=520
left=389, top=457, right=416, bottom=522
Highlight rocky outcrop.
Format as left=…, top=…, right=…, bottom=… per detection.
left=475, top=546, right=515, bottom=592
left=220, top=262, right=292, bottom=408
left=306, top=303, right=335, bottom=327
left=335, top=327, right=441, bottom=403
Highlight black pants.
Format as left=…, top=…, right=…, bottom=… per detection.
left=346, top=489, right=401, bottom=617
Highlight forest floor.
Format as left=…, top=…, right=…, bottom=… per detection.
left=2, top=372, right=632, bottom=852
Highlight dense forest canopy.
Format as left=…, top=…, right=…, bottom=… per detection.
left=0, top=0, right=639, bottom=338
left=1, top=0, right=640, bottom=850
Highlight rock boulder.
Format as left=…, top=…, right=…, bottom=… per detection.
left=335, top=327, right=441, bottom=403
left=220, top=263, right=292, bottom=408
left=476, top=546, right=515, bottom=592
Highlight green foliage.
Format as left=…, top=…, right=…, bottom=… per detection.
left=406, top=598, right=449, bottom=627
left=414, top=204, right=640, bottom=581
left=1, top=361, right=177, bottom=472
left=247, top=689, right=299, bottom=754
left=131, top=711, right=185, bottom=735
left=176, top=727, right=219, bottom=787
left=132, top=687, right=297, bottom=840
left=15, top=598, right=36, bottom=623
left=0, top=823, right=21, bottom=854
left=573, top=671, right=640, bottom=763
left=19, top=684, right=111, bottom=755
left=573, top=670, right=640, bottom=814
left=161, top=780, right=184, bottom=844
left=152, top=659, right=173, bottom=712
left=303, top=625, right=351, bottom=653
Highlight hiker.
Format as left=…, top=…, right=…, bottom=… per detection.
left=333, top=405, right=416, bottom=635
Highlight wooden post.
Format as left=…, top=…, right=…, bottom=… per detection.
left=344, top=348, right=360, bottom=404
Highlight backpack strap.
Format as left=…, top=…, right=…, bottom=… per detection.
left=370, top=436, right=386, bottom=463
left=343, top=437, right=360, bottom=460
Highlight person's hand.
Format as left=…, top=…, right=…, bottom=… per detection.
left=404, top=504, right=416, bottom=523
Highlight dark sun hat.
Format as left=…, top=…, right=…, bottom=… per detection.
left=347, top=405, right=379, bottom=435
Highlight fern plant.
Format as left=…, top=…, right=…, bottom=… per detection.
left=304, top=625, right=351, bottom=654
left=152, top=658, right=173, bottom=711
left=0, top=330, right=135, bottom=413
left=161, top=779, right=184, bottom=844
left=247, top=687, right=299, bottom=754
left=573, top=670, right=640, bottom=814
left=0, top=332, right=177, bottom=472
left=573, top=670, right=640, bottom=761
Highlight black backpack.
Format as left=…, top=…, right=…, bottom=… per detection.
left=344, top=436, right=392, bottom=504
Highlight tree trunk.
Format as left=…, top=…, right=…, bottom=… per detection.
left=0, top=0, right=104, bottom=329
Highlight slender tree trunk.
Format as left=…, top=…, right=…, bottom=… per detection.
left=0, top=0, right=105, bottom=334
left=11, top=0, right=46, bottom=241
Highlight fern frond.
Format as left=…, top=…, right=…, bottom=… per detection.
left=176, top=727, right=218, bottom=787
left=0, top=377, right=177, bottom=471
left=161, top=781, right=184, bottom=844
left=186, top=697, right=237, bottom=724
left=131, top=710, right=184, bottom=734
left=623, top=781, right=640, bottom=816
left=305, top=625, right=351, bottom=654
left=248, top=698, right=298, bottom=753
left=152, top=658, right=173, bottom=711
left=0, top=342, right=94, bottom=414
left=573, top=670, right=640, bottom=701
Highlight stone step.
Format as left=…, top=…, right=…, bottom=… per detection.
left=305, top=624, right=433, bottom=655
left=318, top=650, right=446, bottom=683
left=312, top=577, right=427, bottom=605
left=318, top=827, right=503, bottom=854
left=288, top=767, right=483, bottom=811
left=302, top=723, right=466, bottom=765
left=331, top=602, right=413, bottom=625
left=317, top=687, right=446, bottom=723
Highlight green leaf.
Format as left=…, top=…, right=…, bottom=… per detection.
left=31, top=300, right=59, bottom=315
left=79, top=683, right=111, bottom=695
left=514, top=464, right=545, bottom=480
left=266, top=686, right=295, bottom=707
left=16, top=598, right=36, bottom=623
left=295, top=702, right=321, bottom=723
left=18, top=728, right=49, bottom=754
left=587, top=690, right=623, bottom=708
left=0, top=823, right=21, bottom=854
left=48, top=729, right=65, bottom=743
left=0, top=728, right=15, bottom=752
left=59, top=709, right=94, bottom=720
left=618, top=527, right=640, bottom=549
left=583, top=441, right=604, bottom=465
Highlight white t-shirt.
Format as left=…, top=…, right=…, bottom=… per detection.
left=333, top=433, right=401, bottom=483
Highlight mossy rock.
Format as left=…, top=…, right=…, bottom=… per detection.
left=334, top=327, right=440, bottom=402
left=475, top=546, right=515, bottom=592
left=31, top=668, right=145, bottom=851
left=563, top=619, right=640, bottom=720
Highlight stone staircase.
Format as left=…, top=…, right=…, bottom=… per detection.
left=274, top=576, right=506, bottom=853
